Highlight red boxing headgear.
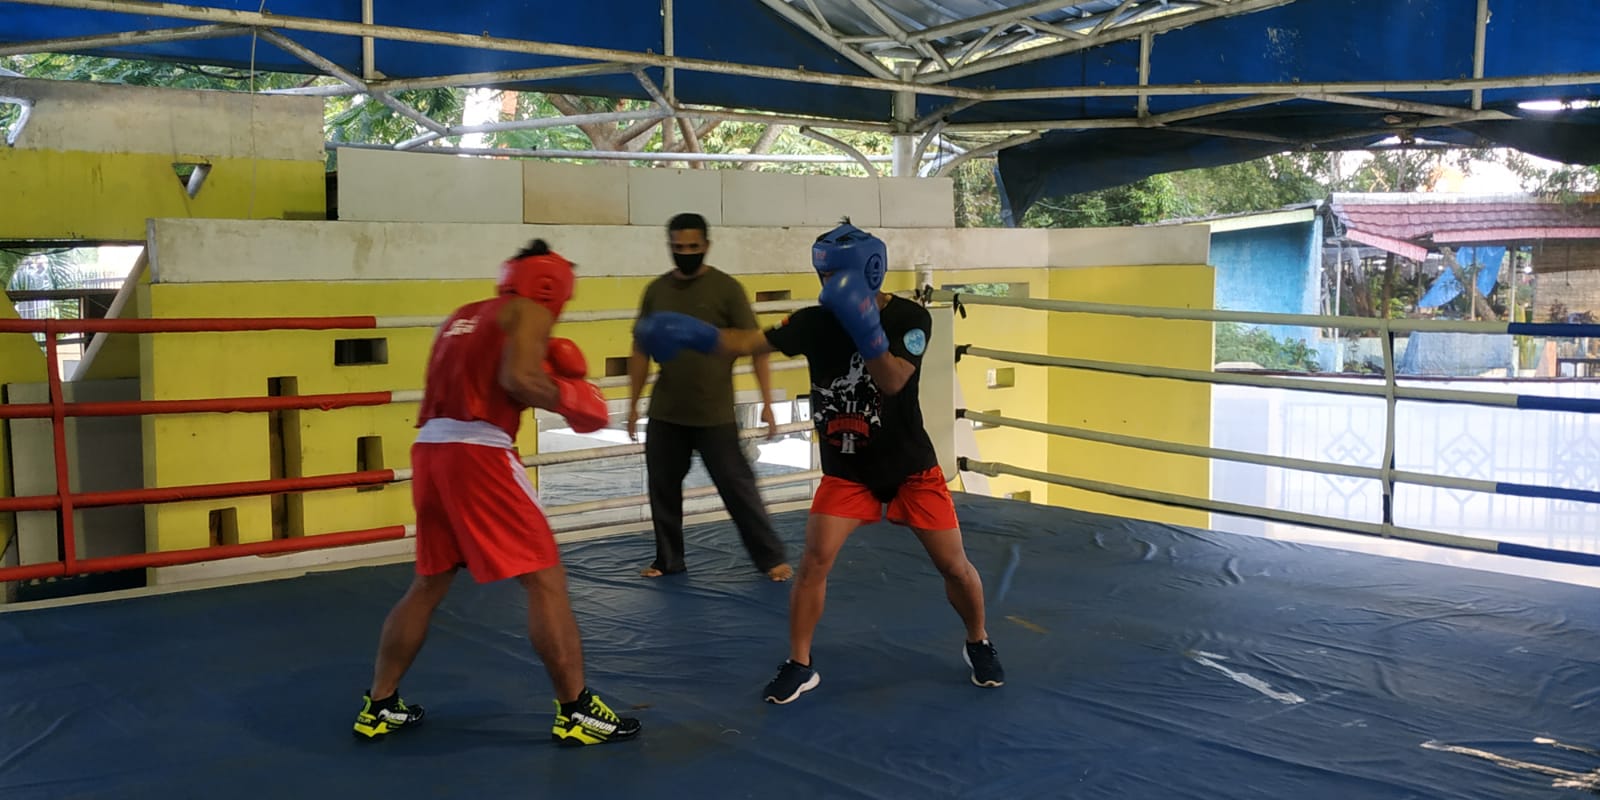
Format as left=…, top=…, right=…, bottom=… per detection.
left=497, top=240, right=575, bottom=318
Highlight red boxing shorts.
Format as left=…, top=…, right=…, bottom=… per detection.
left=811, top=466, right=960, bottom=531
left=411, top=441, right=560, bottom=583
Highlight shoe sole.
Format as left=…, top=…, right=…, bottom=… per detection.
left=963, top=648, right=1004, bottom=688
left=551, top=730, right=641, bottom=746
left=764, top=671, right=821, bottom=704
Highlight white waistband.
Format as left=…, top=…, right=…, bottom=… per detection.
left=415, top=418, right=515, bottom=449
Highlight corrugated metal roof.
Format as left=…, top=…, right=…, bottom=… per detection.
left=788, top=0, right=1170, bottom=54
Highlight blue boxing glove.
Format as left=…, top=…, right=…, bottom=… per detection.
left=633, top=311, right=719, bottom=363
left=818, top=271, right=888, bottom=360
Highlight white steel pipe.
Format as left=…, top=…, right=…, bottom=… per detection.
left=332, top=142, right=900, bottom=163
left=263, top=63, right=638, bottom=96
left=395, top=108, right=670, bottom=150
left=920, top=0, right=1299, bottom=83
left=0, top=23, right=248, bottom=56
left=981, top=71, right=1600, bottom=102
left=755, top=0, right=899, bottom=81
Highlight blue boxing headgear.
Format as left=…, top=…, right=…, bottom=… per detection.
left=812, top=219, right=886, bottom=292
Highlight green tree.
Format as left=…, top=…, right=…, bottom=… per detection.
left=1021, top=175, right=1182, bottom=228
left=1499, top=150, right=1600, bottom=200
left=3, top=247, right=91, bottom=324
left=1215, top=322, right=1321, bottom=372
left=1166, top=154, right=1332, bottom=216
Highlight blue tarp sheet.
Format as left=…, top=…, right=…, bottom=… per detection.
left=1418, top=246, right=1507, bottom=309
left=6, top=0, right=1597, bottom=120
left=3, top=494, right=1598, bottom=799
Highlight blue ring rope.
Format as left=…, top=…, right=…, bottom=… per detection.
left=1514, top=395, right=1600, bottom=414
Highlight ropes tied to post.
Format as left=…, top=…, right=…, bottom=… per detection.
left=941, top=290, right=1600, bottom=570
left=0, top=313, right=822, bottom=584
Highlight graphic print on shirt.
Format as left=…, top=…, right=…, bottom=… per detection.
left=811, top=352, right=882, bottom=454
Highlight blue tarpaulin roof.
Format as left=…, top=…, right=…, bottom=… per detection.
left=4, top=0, right=1599, bottom=218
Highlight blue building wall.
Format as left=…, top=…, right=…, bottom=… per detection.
left=1210, top=216, right=1336, bottom=370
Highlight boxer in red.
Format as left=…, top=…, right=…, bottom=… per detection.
left=352, top=239, right=642, bottom=747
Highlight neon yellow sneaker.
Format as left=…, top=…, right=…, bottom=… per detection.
left=352, top=691, right=425, bottom=740
left=551, top=690, right=642, bottom=746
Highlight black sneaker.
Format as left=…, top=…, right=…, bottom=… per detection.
left=352, top=691, right=425, bottom=739
left=551, top=690, right=642, bottom=746
left=964, top=640, right=1005, bottom=687
left=762, top=660, right=820, bottom=704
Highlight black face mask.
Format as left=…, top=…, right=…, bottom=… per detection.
left=672, top=252, right=705, bottom=274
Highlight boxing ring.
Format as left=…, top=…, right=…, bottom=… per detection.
left=4, top=298, right=1600, bottom=799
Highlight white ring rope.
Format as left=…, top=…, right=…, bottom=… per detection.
left=523, top=420, right=814, bottom=469
left=927, top=290, right=1529, bottom=335
left=958, top=410, right=1582, bottom=503
left=938, top=286, right=1600, bottom=566
left=962, top=345, right=1529, bottom=409
left=547, top=470, right=823, bottom=518
left=962, top=458, right=1501, bottom=554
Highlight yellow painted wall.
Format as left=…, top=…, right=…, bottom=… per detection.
left=140, top=281, right=486, bottom=551
left=137, top=270, right=822, bottom=553
left=0, top=150, right=324, bottom=241
left=927, top=268, right=1056, bottom=501
left=1046, top=266, right=1213, bottom=528
left=0, top=299, right=50, bottom=559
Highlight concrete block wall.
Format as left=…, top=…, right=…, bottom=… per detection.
left=0, top=76, right=326, bottom=241
left=5, top=380, right=145, bottom=566
left=335, top=147, right=956, bottom=230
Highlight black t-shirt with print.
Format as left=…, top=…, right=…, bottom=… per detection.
left=764, top=295, right=939, bottom=501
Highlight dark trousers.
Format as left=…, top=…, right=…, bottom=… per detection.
left=645, top=418, right=787, bottom=573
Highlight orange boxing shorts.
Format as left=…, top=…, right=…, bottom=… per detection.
left=810, top=466, right=960, bottom=531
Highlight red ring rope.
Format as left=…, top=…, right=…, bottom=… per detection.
left=0, top=316, right=380, bottom=334
left=1, top=315, right=406, bottom=585
left=0, top=391, right=400, bottom=420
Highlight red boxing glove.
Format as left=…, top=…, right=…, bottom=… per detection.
left=545, top=337, right=588, bottom=378
left=552, top=375, right=609, bottom=434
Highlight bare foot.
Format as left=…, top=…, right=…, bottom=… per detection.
left=640, top=565, right=665, bottom=578
left=766, top=563, right=794, bottom=582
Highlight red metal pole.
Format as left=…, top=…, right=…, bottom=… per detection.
left=0, top=468, right=402, bottom=513
left=73, top=469, right=400, bottom=508
left=0, top=390, right=400, bottom=420
left=0, top=524, right=410, bottom=583
left=0, top=316, right=380, bottom=335
left=44, top=322, right=78, bottom=572
left=0, top=562, right=69, bottom=582
left=0, top=495, right=60, bottom=513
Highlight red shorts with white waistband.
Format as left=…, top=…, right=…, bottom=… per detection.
left=410, top=441, right=560, bottom=583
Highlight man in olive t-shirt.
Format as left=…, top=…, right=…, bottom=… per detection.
left=627, top=213, right=792, bottom=582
